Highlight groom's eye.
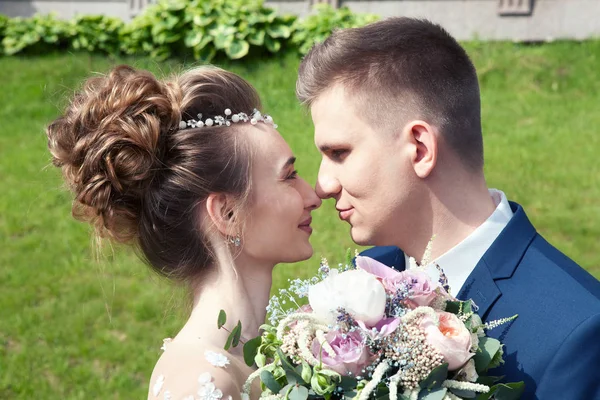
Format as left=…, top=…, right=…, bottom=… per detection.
left=330, top=149, right=349, bottom=161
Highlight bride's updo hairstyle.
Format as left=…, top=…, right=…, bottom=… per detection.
left=47, top=65, right=261, bottom=280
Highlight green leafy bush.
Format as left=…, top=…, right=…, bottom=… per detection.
left=0, top=1, right=378, bottom=60
left=120, top=0, right=296, bottom=61
left=292, top=4, right=379, bottom=54
left=2, top=13, right=69, bottom=55
left=69, top=15, right=124, bottom=54
left=0, top=14, right=8, bottom=51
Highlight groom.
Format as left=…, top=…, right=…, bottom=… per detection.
left=297, top=18, right=600, bottom=399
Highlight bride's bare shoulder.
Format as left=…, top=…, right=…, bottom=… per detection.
left=147, top=339, right=249, bottom=400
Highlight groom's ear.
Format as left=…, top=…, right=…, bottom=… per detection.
left=405, top=120, right=438, bottom=178
left=205, top=193, right=238, bottom=236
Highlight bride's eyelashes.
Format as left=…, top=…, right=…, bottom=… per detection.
left=286, top=170, right=298, bottom=180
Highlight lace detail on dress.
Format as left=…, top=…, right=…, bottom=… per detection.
left=152, top=371, right=234, bottom=400
left=204, top=350, right=230, bottom=368
left=161, top=338, right=173, bottom=351
left=153, top=375, right=165, bottom=397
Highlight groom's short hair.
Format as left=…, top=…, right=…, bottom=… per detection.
left=297, top=17, right=483, bottom=170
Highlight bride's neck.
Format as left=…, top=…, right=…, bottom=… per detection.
left=179, top=251, right=274, bottom=353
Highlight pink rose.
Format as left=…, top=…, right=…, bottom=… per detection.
left=311, top=330, right=373, bottom=376
left=420, top=311, right=473, bottom=371
left=393, top=270, right=440, bottom=308
left=355, top=256, right=446, bottom=308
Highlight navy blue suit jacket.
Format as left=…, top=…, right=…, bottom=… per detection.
left=361, top=202, right=600, bottom=399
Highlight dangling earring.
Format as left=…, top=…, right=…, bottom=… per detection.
left=228, top=234, right=241, bottom=247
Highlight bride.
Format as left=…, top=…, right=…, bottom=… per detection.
left=46, top=65, right=322, bottom=399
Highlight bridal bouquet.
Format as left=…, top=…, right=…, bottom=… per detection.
left=239, top=252, right=524, bottom=400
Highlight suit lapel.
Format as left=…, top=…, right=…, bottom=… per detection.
left=457, top=202, right=537, bottom=319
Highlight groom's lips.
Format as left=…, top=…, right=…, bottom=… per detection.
left=337, top=207, right=354, bottom=221
left=298, top=217, right=313, bottom=234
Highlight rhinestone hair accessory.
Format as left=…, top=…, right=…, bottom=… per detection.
left=178, top=108, right=277, bottom=130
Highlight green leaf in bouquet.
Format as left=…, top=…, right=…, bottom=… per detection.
left=473, top=337, right=501, bottom=374
left=301, top=361, right=312, bottom=383
left=339, top=375, right=358, bottom=391
left=418, top=363, right=448, bottom=391
left=289, top=385, right=309, bottom=400
left=243, top=335, right=262, bottom=366
left=261, top=370, right=282, bottom=393
left=475, top=382, right=524, bottom=400
left=226, top=39, right=249, bottom=59
left=310, top=367, right=340, bottom=396
left=445, top=300, right=471, bottom=315
left=255, top=352, right=267, bottom=368
left=418, top=387, right=447, bottom=400
left=448, top=387, right=477, bottom=398
left=476, top=375, right=504, bottom=387
left=488, top=343, right=505, bottom=370
left=345, top=248, right=353, bottom=268
left=231, top=320, right=242, bottom=347
left=277, top=349, right=305, bottom=383
left=217, top=309, right=227, bottom=329
left=344, top=392, right=358, bottom=400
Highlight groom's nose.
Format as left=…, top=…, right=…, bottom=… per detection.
left=316, top=161, right=341, bottom=199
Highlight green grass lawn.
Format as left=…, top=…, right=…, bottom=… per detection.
left=1, top=41, right=599, bottom=398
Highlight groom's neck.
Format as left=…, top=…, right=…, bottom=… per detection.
left=401, top=171, right=495, bottom=262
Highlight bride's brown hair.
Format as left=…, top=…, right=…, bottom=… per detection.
left=47, top=65, right=261, bottom=280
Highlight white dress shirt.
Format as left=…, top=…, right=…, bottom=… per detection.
left=405, top=189, right=513, bottom=295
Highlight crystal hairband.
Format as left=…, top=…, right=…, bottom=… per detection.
left=178, top=108, right=278, bottom=130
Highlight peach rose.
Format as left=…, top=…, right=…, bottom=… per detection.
left=420, top=311, right=473, bottom=371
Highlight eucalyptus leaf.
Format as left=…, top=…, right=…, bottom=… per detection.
left=488, top=382, right=525, bottom=400
left=224, top=331, right=233, bottom=351
left=243, top=335, right=262, bottom=366
left=474, top=337, right=501, bottom=374
left=289, top=385, right=309, bottom=400
left=260, top=370, right=282, bottom=394
left=418, top=363, right=448, bottom=391
left=277, top=349, right=304, bottom=383
left=231, top=320, right=242, bottom=348
left=217, top=310, right=227, bottom=329
left=417, top=387, right=447, bottom=400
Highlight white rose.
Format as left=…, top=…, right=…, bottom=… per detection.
left=308, top=269, right=386, bottom=326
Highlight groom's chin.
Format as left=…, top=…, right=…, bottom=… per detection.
left=349, top=228, right=375, bottom=247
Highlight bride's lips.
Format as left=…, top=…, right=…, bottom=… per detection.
left=298, top=217, right=313, bottom=234
left=338, top=207, right=354, bottom=221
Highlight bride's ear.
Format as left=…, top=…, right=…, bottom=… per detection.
left=205, top=193, right=238, bottom=236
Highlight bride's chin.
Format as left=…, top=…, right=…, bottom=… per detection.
left=289, top=244, right=314, bottom=263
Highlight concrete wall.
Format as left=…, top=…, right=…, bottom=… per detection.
left=0, top=0, right=130, bottom=20
left=339, top=0, right=600, bottom=41
left=1, top=0, right=599, bottom=41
